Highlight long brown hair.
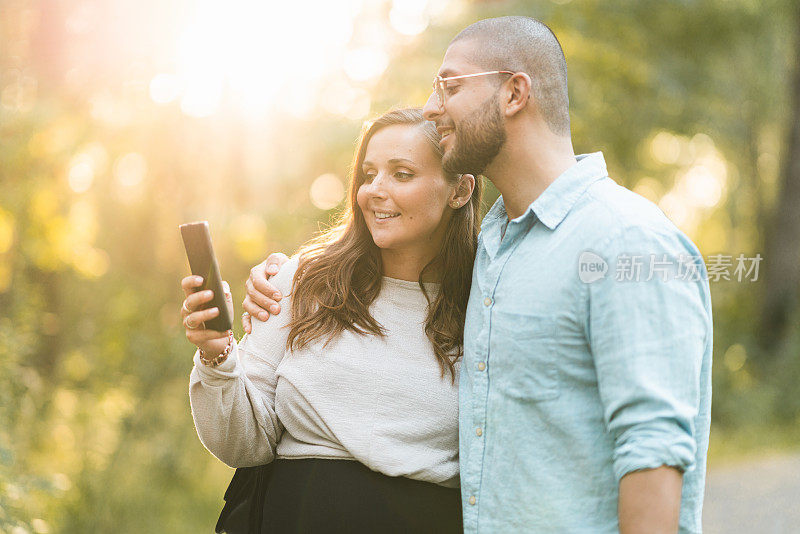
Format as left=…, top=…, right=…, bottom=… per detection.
left=287, top=108, right=483, bottom=380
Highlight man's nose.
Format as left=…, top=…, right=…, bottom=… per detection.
left=422, top=92, right=442, bottom=122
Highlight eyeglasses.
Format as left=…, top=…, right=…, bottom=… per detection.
left=431, top=70, right=515, bottom=109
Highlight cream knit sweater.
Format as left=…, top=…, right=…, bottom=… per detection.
left=189, top=257, right=460, bottom=487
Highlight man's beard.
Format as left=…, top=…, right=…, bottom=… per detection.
left=442, top=93, right=507, bottom=176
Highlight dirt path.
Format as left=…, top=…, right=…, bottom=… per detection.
left=703, top=453, right=800, bottom=533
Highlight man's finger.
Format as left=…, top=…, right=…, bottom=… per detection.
left=242, top=295, right=274, bottom=322
left=265, top=253, right=289, bottom=277
left=242, top=309, right=252, bottom=334
left=253, top=278, right=280, bottom=300
left=246, top=278, right=280, bottom=311
left=222, top=280, right=232, bottom=301
left=250, top=261, right=267, bottom=280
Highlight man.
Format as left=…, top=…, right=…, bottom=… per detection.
left=243, top=16, right=711, bottom=533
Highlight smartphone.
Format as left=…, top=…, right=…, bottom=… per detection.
left=179, top=221, right=233, bottom=332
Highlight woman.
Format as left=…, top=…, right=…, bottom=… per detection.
left=180, top=108, right=482, bottom=533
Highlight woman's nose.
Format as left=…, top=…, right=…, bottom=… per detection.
left=365, top=174, right=389, bottom=197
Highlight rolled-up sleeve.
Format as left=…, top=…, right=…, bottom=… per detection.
left=587, top=225, right=710, bottom=482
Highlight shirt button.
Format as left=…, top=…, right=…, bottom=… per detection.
left=477, top=361, right=486, bottom=371
left=483, top=297, right=492, bottom=307
left=469, top=495, right=477, bottom=506
left=476, top=427, right=483, bottom=437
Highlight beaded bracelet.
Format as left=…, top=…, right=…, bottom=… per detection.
left=199, top=330, right=234, bottom=367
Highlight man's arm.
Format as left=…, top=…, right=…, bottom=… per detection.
left=587, top=225, right=711, bottom=532
left=619, top=466, right=683, bottom=534
left=241, top=252, right=290, bottom=332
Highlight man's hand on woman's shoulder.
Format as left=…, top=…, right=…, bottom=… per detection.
left=242, top=252, right=290, bottom=333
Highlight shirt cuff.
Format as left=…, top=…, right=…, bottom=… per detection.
left=193, top=341, right=241, bottom=382
left=612, top=427, right=696, bottom=482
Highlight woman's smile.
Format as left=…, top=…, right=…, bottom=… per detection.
left=373, top=210, right=401, bottom=222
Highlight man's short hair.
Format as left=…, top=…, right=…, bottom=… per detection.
left=452, top=16, right=570, bottom=136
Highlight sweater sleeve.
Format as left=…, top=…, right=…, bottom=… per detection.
left=188, top=256, right=299, bottom=467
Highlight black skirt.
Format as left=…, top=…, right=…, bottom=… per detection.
left=215, top=459, right=462, bottom=534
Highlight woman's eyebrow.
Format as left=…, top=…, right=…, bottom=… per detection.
left=362, top=158, right=417, bottom=169
left=387, top=158, right=417, bottom=166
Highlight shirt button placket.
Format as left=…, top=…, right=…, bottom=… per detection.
left=468, top=292, right=493, bottom=528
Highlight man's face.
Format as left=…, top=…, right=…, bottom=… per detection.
left=422, top=39, right=508, bottom=176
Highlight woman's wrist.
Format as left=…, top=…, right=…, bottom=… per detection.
left=199, top=330, right=235, bottom=367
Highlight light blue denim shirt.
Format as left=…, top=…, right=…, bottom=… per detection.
left=460, top=152, right=712, bottom=533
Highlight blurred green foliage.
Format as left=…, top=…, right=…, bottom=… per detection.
left=1, top=0, right=799, bottom=532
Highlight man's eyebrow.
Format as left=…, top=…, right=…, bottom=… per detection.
left=438, top=69, right=458, bottom=78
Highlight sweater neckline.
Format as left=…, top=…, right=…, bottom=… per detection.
left=381, top=276, right=440, bottom=292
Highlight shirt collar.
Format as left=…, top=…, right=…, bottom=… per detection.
left=529, top=152, right=608, bottom=230
left=483, top=152, right=609, bottom=231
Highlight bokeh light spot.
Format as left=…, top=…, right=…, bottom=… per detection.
left=31, top=518, right=50, bottom=534
left=390, top=0, right=429, bottom=36
left=114, top=153, right=148, bottom=187
left=310, top=173, right=345, bottom=210
left=632, top=177, right=663, bottom=204
left=68, top=155, right=95, bottom=193
left=344, top=47, right=389, bottom=82
left=724, top=344, right=747, bottom=372
left=650, top=131, right=681, bottom=165
left=73, top=246, right=110, bottom=278
left=680, top=165, right=725, bottom=208
left=62, top=350, right=91, bottom=382
left=52, top=473, right=72, bottom=492
left=149, top=73, right=181, bottom=104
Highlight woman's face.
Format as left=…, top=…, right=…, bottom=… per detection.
left=356, top=124, right=454, bottom=258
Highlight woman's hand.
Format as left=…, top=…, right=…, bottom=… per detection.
left=241, top=252, right=290, bottom=333
left=181, top=276, right=234, bottom=358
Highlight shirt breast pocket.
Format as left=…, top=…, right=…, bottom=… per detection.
left=491, top=310, right=560, bottom=402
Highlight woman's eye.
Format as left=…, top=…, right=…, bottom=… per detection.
left=363, top=172, right=376, bottom=182
left=395, top=171, right=414, bottom=180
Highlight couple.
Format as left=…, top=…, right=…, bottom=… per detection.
left=181, top=16, right=712, bottom=534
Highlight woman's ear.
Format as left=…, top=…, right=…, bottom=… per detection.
left=449, top=174, right=475, bottom=208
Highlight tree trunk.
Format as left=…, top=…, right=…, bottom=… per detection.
left=760, top=3, right=800, bottom=351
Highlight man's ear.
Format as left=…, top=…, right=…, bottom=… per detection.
left=450, top=174, right=476, bottom=207
left=503, top=72, right=532, bottom=117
